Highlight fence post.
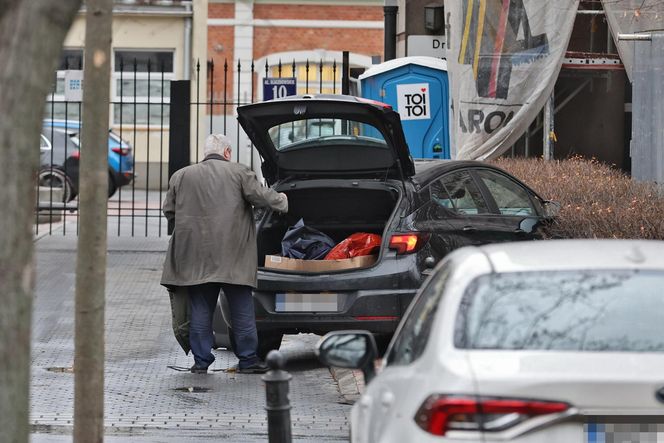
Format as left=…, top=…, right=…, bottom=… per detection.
left=167, top=80, right=191, bottom=234
left=262, top=350, right=292, bottom=443
left=342, top=51, right=350, bottom=95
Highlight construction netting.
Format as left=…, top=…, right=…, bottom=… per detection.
left=445, top=0, right=579, bottom=160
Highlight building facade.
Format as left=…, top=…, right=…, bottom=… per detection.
left=54, top=0, right=208, bottom=189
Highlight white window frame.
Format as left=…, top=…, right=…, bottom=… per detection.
left=112, top=48, right=175, bottom=128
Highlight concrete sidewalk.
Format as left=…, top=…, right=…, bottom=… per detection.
left=31, top=233, right=351, bottom=442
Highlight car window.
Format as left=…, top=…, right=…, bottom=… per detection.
left=386, top=266, right=452, bottom=366
left=455, top=270, right=664, bottom=352
left=268, top=118, right=388, bottom=151
left=430, top=171, right=488, bottom=215
left=476, top=170, right=536, bottom=216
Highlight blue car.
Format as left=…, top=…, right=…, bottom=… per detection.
left=39, top=119, right=135, bottom=202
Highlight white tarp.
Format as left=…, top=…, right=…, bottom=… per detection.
left=601, top=0, right=664, bottom=82
left=446, top=0, right=579, bottom=160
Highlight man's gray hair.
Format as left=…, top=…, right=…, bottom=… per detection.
left=204, top=133, right=232, bottom=157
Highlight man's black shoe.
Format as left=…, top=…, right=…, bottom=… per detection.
left=190, top=365, right=208, bottom=374
left=237, top=361, right=269, bottom=374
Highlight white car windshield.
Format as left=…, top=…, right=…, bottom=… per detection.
left=455, top=270, right=664, bottom=353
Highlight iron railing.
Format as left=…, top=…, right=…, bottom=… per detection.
left=37, top=55, right=346, bottom=237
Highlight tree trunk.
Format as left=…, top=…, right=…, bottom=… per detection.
left=74, top=0, right=112, bottom=442
left=0, top=1, right=82, bottom=442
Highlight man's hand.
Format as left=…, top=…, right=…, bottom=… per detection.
left=278, top=193, right=288, bottom=214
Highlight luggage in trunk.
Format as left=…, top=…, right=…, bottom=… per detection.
left=256, top=185, right=399, bottom=268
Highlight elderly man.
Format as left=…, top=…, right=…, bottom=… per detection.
left=161, top=134, right=288, bottom=374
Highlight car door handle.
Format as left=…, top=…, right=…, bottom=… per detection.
left=462, top=226, right=477, bottom=233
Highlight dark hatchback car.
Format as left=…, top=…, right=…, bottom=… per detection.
left=214, top=95, right=557, bottom=357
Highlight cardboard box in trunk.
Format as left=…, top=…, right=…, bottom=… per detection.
left=264, top=254, right=377, bottom=272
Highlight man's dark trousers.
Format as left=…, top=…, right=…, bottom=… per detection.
left=187, top=282, right=260, bottom=369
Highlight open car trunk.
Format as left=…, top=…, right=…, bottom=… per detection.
left=257, top=184, right=400, bottom=269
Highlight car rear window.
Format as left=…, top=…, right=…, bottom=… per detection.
left=268, top=118, right=387, bottom=151
left=455, top=270, right=664, bottom=352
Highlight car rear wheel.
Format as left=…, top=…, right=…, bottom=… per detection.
left=38, top=168, right=76, bottom=203
left=257, top=332, right=283, bottom=360
left=217, top=328, right=283, bottom=361
left=373, top=334, right=392, bottom=357
left=108, top=172, right=117, bottom=198
left=213, top=326, right=233, bottom=350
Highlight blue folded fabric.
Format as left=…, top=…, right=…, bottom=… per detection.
left=281, top=219, right=336, bottom=260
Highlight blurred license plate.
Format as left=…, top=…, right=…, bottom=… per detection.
left=585, top=423, right=664, bottom=442
left=275, top=292, right=338, bottom=312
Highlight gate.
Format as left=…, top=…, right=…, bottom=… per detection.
left=37, top=54, right=350, bottom=237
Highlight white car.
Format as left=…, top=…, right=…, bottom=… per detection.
left=317, top=239, right=664, bottom=443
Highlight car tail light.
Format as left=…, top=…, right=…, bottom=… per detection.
left=112, top=147, right=131, bottom=156
left=415, top=395, right=570, bottom=436
left=70, top=150, right=80, bottom=160
left=388, top=233, right=429, bottom=255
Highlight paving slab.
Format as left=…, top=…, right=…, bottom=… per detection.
left=31, top=234, right=351, bottom=442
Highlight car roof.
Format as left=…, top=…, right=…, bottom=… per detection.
left=476, top=239, right=664, bottom=272
left=412, top=159, right=515, bottom=187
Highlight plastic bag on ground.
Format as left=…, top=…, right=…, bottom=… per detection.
left=324, top=233, right=382, bottom=260
left=281, top=218, right=336, bottom=260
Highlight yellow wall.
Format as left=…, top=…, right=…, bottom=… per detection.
left=62, top=6, right=208, bottom=189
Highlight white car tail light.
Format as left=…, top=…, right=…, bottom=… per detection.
left=414, top=395, right=570, bottom=436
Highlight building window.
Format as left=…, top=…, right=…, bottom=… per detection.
left=269, top=62, right=341, bottom=95
left=46, top=48, right=84, bottom=121
left=112, top=50, right=174, bottom=126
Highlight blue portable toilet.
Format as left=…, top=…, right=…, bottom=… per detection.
left=359, top=56, right=450, bottom=159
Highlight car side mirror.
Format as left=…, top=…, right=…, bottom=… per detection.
left=316, top=331, right=378, bottom=384
left=543, top=200, right=561, bottom=218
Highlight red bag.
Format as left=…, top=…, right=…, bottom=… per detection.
left=324, top=233, right=382, bottom=260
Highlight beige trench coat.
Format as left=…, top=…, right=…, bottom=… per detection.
left=160, top=156, right=287, bottom=288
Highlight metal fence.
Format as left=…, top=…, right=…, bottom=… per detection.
left=36, top=55, right=347, bottom=237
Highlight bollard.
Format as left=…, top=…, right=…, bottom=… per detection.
left=262, top=350, right=292, bottom=443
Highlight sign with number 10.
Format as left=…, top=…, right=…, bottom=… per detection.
left=263, top=77, right=297, bottom=101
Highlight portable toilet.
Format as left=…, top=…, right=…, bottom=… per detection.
left=359, top=56, right=450, bottom=159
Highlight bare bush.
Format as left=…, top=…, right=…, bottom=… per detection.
left=492, top=157, right=664, bottom=239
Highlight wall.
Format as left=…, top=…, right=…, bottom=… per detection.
left=62, top=3, right=208, bottom=190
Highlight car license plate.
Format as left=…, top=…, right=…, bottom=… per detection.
left=275, top=292, right=338, bottom=312
left=585, top=423, right=664, bottom=442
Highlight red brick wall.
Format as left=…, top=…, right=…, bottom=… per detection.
left=254, top=4, right=383, bottom=21
left=208, top=3, right=234, bottom=18
left=208, top=26, right=235, bottom=110
left=253, top=27, right=383, bottom=61
left=206, top=3, right=384, bottom=113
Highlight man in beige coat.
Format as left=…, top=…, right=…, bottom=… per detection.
left=161, top=134, right=288, bottom=374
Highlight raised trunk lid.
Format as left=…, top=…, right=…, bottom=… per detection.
left=467, top=351, right=664, bottom=413
left=237, top=94, right=415, bottom=185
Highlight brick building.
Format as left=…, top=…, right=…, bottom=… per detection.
left=205, top=0, right=385, bottom=166
left=207, top=0, right=384, bottom=100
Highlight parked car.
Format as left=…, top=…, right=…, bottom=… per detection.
left=318, top=239, right=664, bottom=443
left=38, top=119, right=134, bottom=202
left=214, top=95, right=557, bottom=357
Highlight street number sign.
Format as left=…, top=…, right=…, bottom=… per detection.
left=263, top=77, right=297, bottom=101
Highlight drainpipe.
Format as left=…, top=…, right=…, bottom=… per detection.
left=183, top=1, right=192, bottom=80
left=384, top=0, right=398, bottom=61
